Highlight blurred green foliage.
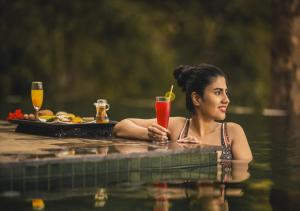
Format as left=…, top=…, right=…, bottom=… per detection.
left=0, top=0, right=271, bottom=119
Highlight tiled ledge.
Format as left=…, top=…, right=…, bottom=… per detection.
left=0, top=122, right=217, bottom=167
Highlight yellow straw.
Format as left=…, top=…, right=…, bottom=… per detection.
left=168, top=85, right=173, bottom=101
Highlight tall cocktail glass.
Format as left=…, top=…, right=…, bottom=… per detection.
left=31, top=82, right=43, bottom=119
left=155, top=96, right=171, bottom=128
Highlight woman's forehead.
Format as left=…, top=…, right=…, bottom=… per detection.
left=207, top=76, right=227, bottom=89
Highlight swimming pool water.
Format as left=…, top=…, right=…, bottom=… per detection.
left=0, top=114, right=299, bottom=210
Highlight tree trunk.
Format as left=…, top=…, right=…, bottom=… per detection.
left=289, top=12, right=300, bottom=114
left=271, top=3, right=300, bottom=211
left=271, top=0, right=300, bottom=114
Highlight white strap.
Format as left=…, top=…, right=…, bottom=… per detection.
left=178, top=119, right=188, bottom=140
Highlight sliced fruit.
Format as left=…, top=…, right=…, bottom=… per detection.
left=57, top=115, right=71, bottom=122
left=39, top=115, right=57, bottom=122
left=66, top=113, right=76, bottom=119
left=56, top=111, right=68, bottom=116
left=72, top=117, right=83, bottom=123
left=165, top=91, right=176, bottom=101
left=82, top=117, right=95, bottom=122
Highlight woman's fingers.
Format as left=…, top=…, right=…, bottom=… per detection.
left=149, top=134, right=168, bottom=142
left=148, top=131, right=167, bottom=140
left=150, top=124, right=169, bottom=133
left=147, top=123, right=169, bottom=142
left=148, top=125, right=167, bottom=135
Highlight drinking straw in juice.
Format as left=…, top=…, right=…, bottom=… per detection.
left=155, top=97, right=171, bottom=128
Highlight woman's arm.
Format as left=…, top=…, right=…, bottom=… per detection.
left=113, top=118, right=169, bottom=141
left=230, top=160, right=250, bottom=182
left=228, top=123, right=253, bottom=161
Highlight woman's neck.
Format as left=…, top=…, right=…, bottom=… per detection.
left=190, top=115, right=217, bottom=138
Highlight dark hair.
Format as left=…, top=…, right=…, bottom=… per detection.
left=173, top=63, right=226, bottom=113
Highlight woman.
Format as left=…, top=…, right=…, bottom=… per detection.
left=113, top=64, right=252, bottom=161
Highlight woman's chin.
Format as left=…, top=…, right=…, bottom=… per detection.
left=215, top=114, right=226, bottom=121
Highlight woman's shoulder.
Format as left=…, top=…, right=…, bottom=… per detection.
left=169, top=117, right=189, bottom=126
left=169, top=117, right=187, bottom=128
left=169, top=116, right=187, bottom=122
left=225, top=122, right=252, bottom=161
left=168, top=117, right=187, bottom=140
left=225, top=122, right=246, bottom=139
left=226, top=122, right=243, bottom=129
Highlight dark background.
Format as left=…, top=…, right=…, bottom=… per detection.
left=0, top=0, right=271, bottom=119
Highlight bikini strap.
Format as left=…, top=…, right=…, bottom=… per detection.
left=184, top=119, right=190, bottom=138
left=224, top=122, right=230, bottom=146
left=178, top=118, right=190, bottom=139
left=221, top=122, right=230, bottom=147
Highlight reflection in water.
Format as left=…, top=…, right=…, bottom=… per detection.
left=32, top=198, right=45, bottom=210
left=100, top=161, right=250, bottom=211
left=269, top=114, right=300, bottom=210
left=55, top=148, right=76, bottom=157
left=109, top=178, right=246, bottom=211
left=218, top=160, right=250, bottom=183
left=94, top=188, right=108, bottom=208
left=189, top=183, right=229, bottom=211
left=114, top=144, right=148, bottom=154
left=54, top=146, right=109, bottom=157
left=97, top=146, right=109, bottom=155
left=152, top=183, right=171, bottom=211
left=149, top=182, right=231, bottom=211
left=287, top=115, right=300, bottom=139
left=0, top=156, right=250, bottom=211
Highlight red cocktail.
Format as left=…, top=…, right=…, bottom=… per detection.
left=155, top=96, right=171, bottom=128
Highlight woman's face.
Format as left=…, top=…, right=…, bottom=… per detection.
left=195, top=76, right=230, bottom=120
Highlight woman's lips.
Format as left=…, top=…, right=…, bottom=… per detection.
left=218, top=106, right=227, bottom=113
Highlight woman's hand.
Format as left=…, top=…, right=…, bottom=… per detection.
left=147, top=123, right=169, bottom=142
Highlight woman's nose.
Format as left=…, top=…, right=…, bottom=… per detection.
left=222, top=93, right=230, bottom=104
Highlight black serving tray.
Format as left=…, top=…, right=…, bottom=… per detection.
left=11, top=119, right=118, bottom=138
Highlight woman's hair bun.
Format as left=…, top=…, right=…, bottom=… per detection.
left=173, top=65, right=193, bottom=91
left=173, top=63, right=225, bottom=113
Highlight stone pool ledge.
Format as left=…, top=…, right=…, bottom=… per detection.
left=0, top=121, right=217, bottom=168
left=0, top=121, right=221, bottom=196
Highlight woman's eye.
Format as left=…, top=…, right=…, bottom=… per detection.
left=214, top=91, right=221, bottom=95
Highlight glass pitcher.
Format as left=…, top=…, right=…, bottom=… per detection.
left=94, top=99, right=110, bottom=123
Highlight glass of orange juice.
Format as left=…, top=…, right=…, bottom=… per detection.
left=31, top=82, right=43, bottom=119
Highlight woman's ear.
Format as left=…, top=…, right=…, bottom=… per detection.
left=191, top=92, right=202, bottom=107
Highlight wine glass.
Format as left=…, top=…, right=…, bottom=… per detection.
left=31, top=82, right=43, bottom=119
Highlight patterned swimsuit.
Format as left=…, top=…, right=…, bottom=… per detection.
left=178, top=119, right=233, bottom=160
